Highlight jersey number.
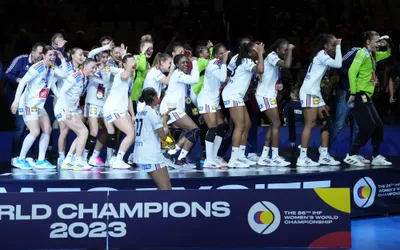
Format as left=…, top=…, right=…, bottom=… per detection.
left=135, top=118, right=143, bottom=136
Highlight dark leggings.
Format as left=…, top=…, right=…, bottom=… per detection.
left=349, top=93, right=384, bottom=157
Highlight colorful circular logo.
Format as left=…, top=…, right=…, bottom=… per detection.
left=248, top=201, right=281, bottom=234
left=353, top=177, right=376, bottom=208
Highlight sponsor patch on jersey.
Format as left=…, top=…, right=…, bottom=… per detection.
left=224, top=100, right=230, bottom=105
left=270, top=98, right=277, bottom=105
left=90, top=107, right=97, bottom=115
left=198, top=106, right=203, bottom=111
left=106, top=115, right=112, bottom=121
left=33, top=61, right=45, bottom=73
left=31, top=107, right=38, bottom=112
left=313, top=97, right=319, bottom=105
left=56, top=113, right=62, bottom=119
left=73, top=72, right=83, bottom=83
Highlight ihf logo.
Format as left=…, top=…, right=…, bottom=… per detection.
left=248, top=201, right=281, bottom=234
left=353, top=177, right=376, bottom=208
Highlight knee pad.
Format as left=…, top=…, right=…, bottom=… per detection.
left=320, top=110, right=331, bottom=133
left=185, top=128, right=201, bottom=144
left=170, top=128, right=183, bottom=141
left=85, top=135, right=96, bottom=150
left=107, top=134, right=117, bottom=149
left=216, top=123, right=225, bottom=137
left=205, top=127, right=217, bottom=142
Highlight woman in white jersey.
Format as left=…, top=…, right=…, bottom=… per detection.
left=11, top=45, right=68, bottom=170
left=197, top=43, right=230, bottom=168
left=57, top=47, right=85, bottom=167
left=103, top=54, right=136, bottom=169
left=222, top=42, right=264, bottom=168
left=142, top=53, right=175, bottom=107
left=160, top=54, right=200, bottom=167
left=55, top=58, right=97, bottom=171
left=297, top=34, right=342, bottom=167
left=256, top=39, right=295, bottom=167
left=83, top=50, right=122, bottom=167
left=134, top=87, right=172, bottom=190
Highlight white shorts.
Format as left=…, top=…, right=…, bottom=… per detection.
left=84, top=103, right=104, bottom=118
left=300, top=92, right=325, bottom=108
left=166, top=110, right=187, bottom=125
left=137, top=162, right=167, bottom=173
left=54, top=105, right=81, bottom=122
left=197, top=102, right=221, bottom=114
left=18, top=106, right=47, bottom=122
left=256, top=94, right=278, bottom=112
left=104, top=112, right=127, bottom=123
left=222, top=98, right=245, bottom=108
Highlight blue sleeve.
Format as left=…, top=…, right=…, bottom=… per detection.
left=4, top=57, right=22, bottom=88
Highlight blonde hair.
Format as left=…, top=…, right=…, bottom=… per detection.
left=152, top=53, right=171, bottom=68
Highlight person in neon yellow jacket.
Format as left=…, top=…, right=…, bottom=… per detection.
left=131, top=38, right=154, bottom=113
left=344, top=31, right=392, bottom=166
left=190, top=41, right=214, bottom=106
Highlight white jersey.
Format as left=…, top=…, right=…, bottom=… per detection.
left=223, top=56, right=255, bottom=99
left=85, top=66, right=121, bottom=106
left=301, top=46, right=342, bottom=95
left=133, top=105, right=164, bottom=164
left=15, top=59, right=68, bottom=109
left=198, top=58, right=227, bottom=102
left=256, top=51, right=281, bottom=97
left=160, top=60, right=199, bottom=113
left=143, top=67, right=165, bottom=98
left=103, top=70, right=132, bottom=114
left=57, top=71, right=88, bottom=110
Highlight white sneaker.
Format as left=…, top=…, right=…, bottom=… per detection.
left=257, top=156, right=271, bottom=166
left=296, top=157, right=320, bottom=167
left=371, top=155, right=392, bottom=166
left=357, top=155, right=370, bottom=164
left=215, top=156, right=228, bottom=167
left=128, top=153, right=134, bottom=164
left=344, top=154, right=365, bottom=167
left=57, top=157, right=65, bottom=168
left=318, top=154, right=341, bottom=165
left=203, top=159, right=221, bottom=169
left=112, top=159, right=132, bottom=169
left=60, top=157, right=74, bottom=170
left=105, top=156, right=116, bottom=167
left=72, top=160, right=93, bottom=171
left=26, top=157, right=36, bottom=167
left=228, top=159, right=250, bottom=168
left=269, top=156, right=291, bottom=167
left=238, top=157, right=256, bottom=166
left=247, top=153, right=260, bottom=162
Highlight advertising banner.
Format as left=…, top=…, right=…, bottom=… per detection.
left=0, top=189, right=351, bottom=249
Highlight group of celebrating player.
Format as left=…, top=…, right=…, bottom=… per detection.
left=7, top=30, right=393, bottom=189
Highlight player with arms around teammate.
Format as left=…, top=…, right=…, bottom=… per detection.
left=256, top=39, right=295, bottom=167
left=297, top=34, right=342, bottom=167
left=10, top=45, right=68, bottom=169
left=134, top=87, right=172, bottom=190
left=344, top=31, right=392, bottom=167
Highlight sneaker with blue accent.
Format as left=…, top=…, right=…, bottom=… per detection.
left=35, top=160, right=56, bottom=169
left=12, top=158, right=33, bottom=170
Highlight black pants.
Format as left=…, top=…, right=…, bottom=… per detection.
left=350, top=93, right=384, bottom=156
